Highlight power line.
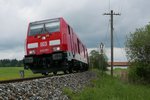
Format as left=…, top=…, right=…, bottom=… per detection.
left=114, top=30, right=127, bottom=61
left=103, top=19, right=110, bottom=47
left=103, top=10, right=121, bottom=77
left=108, top=0, right=111, bottom=11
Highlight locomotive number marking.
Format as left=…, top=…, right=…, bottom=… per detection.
left=40, top=42, right=47, bottom=47
left=40, top=49, right=49, bottom=53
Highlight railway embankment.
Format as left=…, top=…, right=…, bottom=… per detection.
left=0, top=71, right=96, bottom=100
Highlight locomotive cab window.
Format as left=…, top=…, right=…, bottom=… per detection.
left=45, top=21, right=60, bottom=33
left=29, top=24, right=44, bottom=36
left=29, top=20, right=60, bottom=36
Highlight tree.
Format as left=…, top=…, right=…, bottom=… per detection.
left=89, top=50, right=108, bottom=71
left=89, top=50, right=100, bottom=69
left=126, top=23, right=150, bottom=83
left=99, top=53, right=108, bottom=71
left=0, top=59, right=23, bottom=67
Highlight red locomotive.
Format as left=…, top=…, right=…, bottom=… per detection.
left=23, top=18, right=89, bottom=75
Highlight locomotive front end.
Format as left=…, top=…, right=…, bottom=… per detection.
left=26, top=18, right=61, bottom=55
left=23, top=18, right=65, bottom=74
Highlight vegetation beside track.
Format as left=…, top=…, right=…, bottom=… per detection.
left=64, top=69, right=150, bottom=100
left=0, top=67, right=42, bottom=80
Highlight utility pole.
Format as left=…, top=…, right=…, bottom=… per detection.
left=103, top=10, right=121, bottom=76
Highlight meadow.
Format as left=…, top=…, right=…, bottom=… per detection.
left=0, top=67, right=42, bottom=80
left=64, top=69, right=150, bottom=100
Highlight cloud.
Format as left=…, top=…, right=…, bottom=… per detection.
left=88, top=47, right=127, bottom=62
left=0, top=0, right=150, bottom=59
left=0, top=47, right=24, bottom=60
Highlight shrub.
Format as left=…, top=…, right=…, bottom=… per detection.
left=126, top=24, right=150, bottom=84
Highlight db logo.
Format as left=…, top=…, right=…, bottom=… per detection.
left=40, top=42, right=47, bottom=47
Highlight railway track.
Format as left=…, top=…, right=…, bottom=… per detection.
left=0, top=76, right=49, bottom=84
left=0, top=73, right=65, bottom=84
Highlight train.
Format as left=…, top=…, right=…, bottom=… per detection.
left=23, top=18, right=89, bottom=75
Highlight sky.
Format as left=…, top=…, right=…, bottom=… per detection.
left=0, top=0, right=150, bottom=61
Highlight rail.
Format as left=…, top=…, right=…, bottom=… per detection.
left=0, top=73, right=65, bottom=84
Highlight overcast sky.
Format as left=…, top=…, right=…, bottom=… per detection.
left=0, top=0, right=150, bottom=61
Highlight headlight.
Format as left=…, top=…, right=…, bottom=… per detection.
left=29, top=50, right=35, bottom=54
left=53, top=47, right=60, bottom=51
left=42, top=36, right=46, bottom=40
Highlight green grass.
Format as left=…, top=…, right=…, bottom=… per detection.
left=113, top=68, right=128, bottom=77
left=0, top=67, right=42, bottom=80
left=64, top=70, right=150, bottom=100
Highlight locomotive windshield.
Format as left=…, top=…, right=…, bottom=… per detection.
left=29, top=20, right=60, bottom=36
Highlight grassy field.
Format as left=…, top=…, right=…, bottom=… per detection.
left=64, top=69, right=150, bottom=100
left=0, top=67, right=42, bottom=80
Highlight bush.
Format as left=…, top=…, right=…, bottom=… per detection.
left=128, top=62, right=150, bottom=84
left=89, top=50, right=108, bottom=71
left=126, top=24, right=150, bottom=84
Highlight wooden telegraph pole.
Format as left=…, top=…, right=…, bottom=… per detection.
left=103, top=10, right=121, bottom=76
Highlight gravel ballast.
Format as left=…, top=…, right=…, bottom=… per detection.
left=0, top=71, right=96, bottom=100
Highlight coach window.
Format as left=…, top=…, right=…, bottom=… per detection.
left=68, top=25, right=70, bottom=34
left=75, top=44, right=77, bottom=53
left=77, top=39, right=80, bottom=54
left=83, top=46, right=85, bottom=57
left=71, top=28, right=73, bottom=34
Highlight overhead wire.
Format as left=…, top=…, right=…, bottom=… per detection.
left=116, top=0, right=127, bottom=61
left=114, top=28, right=127, bottom=61
left=109, top=0, right=127, bottom=62
left=108, top=0, right=111, bottom=11
left=102, top=0, right=111, bottom=60
left=100, top=0, right=126, bottom=61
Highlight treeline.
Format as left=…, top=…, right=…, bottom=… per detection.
left=0, top=59, right=23, bottom=67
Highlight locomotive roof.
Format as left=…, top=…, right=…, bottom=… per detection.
left=30, top=18, right=61, bottom=25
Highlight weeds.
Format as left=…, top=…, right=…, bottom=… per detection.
left=64, top=69, right=150, bottom=100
